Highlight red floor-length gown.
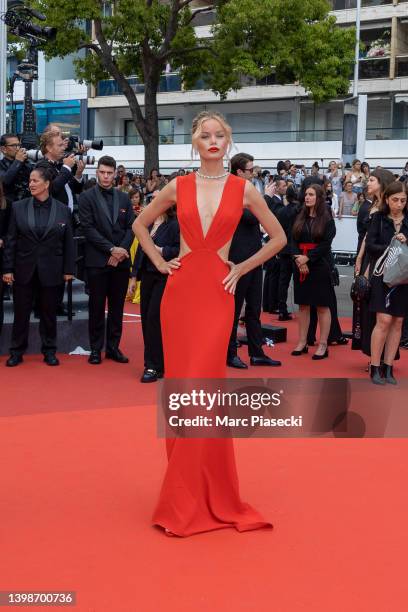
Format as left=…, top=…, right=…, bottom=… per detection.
left=153, top=172, right=272, bottom=536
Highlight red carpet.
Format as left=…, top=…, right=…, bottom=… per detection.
left=1, top=305, right=408, bottom=611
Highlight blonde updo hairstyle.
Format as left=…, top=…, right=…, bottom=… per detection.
left=191, top=111, right=233, bottom=159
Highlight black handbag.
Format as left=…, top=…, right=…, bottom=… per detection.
left=350, top=274, right=370, bottom=301
left=331, top=266, right=340, bottom=287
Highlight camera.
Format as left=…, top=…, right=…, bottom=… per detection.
left=26, top=149, right=43, bottom=162
left=73, top=153, right=96, bottom=165
left=26, top=150, right=96, bottom=166
left=62, top=134, right=104, bottom=153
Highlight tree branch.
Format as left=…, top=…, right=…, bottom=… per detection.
left=178, top=0, right=198, bottom=8
left=78, top=41, right=102, bottom=54
left=93, top=19, right=147, bottom=130
left=159, top=0, right=182, bottom=58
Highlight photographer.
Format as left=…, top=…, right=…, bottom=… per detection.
left=40, top=130, right=85, bottom=212
left=0, top=134, right=32, bottom=204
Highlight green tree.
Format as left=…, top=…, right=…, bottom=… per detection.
left=30, top=0, right=355, bottom=173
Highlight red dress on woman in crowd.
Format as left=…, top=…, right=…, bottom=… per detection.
left=152, top=172, right=272, bottom=536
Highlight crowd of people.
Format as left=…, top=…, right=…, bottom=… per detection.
left=1, top=124, right=408, bottom=384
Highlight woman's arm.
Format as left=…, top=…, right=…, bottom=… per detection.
left=223, top=181, right=286, bottom=293
left=338, top=195, right=344, bottom=220
left=132, top=179, right=180, bottom=275
left=354, top=237, right=366, bottom=275
left=332, top=193, right=339, bottom=217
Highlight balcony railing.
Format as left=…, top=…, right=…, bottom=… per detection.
left=97, top=130, right=343, bottom=146
left=330, top=0, right=392, bottom=9
left=366, top=127, right=408, bottom=140
left=359, top=57, right=390, bottom=79
left=96, top=127, right=408, bottom=146
left=96, top=73, right=278, bottom=97
left=96, top=73, right=184, bottom=96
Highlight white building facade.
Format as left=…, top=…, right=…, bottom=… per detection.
left=7, top=0, right=408, bottom=172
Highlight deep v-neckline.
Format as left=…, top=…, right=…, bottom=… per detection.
left=193, top=173, right=231, bottom=241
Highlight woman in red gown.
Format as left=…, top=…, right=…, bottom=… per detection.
left=133, top=112, right=286, bottom=536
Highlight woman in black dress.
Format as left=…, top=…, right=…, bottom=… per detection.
left=352, top=168, right=395, bottom=359
left=291, top=184, right=336, bottom=359
left=129, top=198, right=179, bottom=382
left=366, top=182, right=408, bottom=384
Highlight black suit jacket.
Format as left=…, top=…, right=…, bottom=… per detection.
left=78, top=186, right=135, bottom=268
left=265, top=194, right=285, bottom=216
left=3, top=197, right=75, bottom=286
left=277, top=202, right=301, bottom=255
left=229, top=209, right=262, bottom=264
left=0, top=157, right=32, bottom=204
left=43, top=159, right=83, bottom=210
left=132, top=217, right=180, bottom=280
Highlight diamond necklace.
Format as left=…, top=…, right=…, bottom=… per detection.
left=196, top=170, right=229, bottom=180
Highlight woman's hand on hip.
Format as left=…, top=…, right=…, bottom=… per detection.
left=223, top=262, right=246, bottom=294
left=157, top=258, right=181, bottom=275
left=2, top=273, right=14, bottom=284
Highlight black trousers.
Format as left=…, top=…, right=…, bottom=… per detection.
left=277, top=254, right=293, bottom=314
left=262, top=256, right=280, bottom=312
left=87, top=266, right=129, bottom=352
left=228, top=266, right=264, bottom=359
left=10, top=270, right=59, bottom=355
left=140, top=270, right=166, bottom=372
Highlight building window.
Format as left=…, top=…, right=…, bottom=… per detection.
left=7, top=100, right=81, bottom=136
left=125, top=118, right=175, bottom=145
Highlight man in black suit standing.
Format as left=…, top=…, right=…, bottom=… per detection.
left=79, top=156, right=134, bottom=365
left=227, top=153, right=281, bottom=369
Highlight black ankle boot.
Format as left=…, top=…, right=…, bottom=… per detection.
left=383, top=364, right=397, bottom=385
left=370, top=365, right=385, bottom=385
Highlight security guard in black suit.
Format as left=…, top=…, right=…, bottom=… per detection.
left=78, top=156, right=134, bottom=364
left=227, top=153, right=281, bottom=369
left=2, top=163, right=75, bottom=366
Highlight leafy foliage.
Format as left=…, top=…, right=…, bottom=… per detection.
left=19, top=0, right=355, bottom=169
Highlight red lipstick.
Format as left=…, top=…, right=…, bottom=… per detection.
left=208, top=147, right=219, bottom=152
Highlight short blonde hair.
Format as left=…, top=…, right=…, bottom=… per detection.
left=191, top=111, right=233, bottom=156
left=40, top=123, right=64, bottom=154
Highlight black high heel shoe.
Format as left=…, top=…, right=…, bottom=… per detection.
left=291, top=345, right=308, bottom=356
left=312, top=347, right=329, bottom=360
